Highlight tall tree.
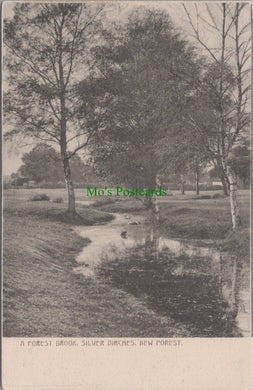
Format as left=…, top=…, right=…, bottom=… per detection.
left=83, top=9, right=201, bottom=217
left=183, top=62, right=238, bottom=195
left=183, top=3, right=250, bottom=229
left=4, top=3, right=105, bottom=213
left=157, top=119, right=209, bottom=195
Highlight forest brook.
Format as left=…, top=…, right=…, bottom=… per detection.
left=3, top=189, right=250, bottom=337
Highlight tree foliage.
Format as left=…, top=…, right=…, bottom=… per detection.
left=4, top=3, right=105, bottom=211
left=84, top=9, right=201, bottom=190
left=184, top=3, right=250, bottom=198
left=18, top=144, right=85, bottom=184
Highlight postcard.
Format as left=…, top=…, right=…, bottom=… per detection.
left=2, top=1, right=252, bottom=389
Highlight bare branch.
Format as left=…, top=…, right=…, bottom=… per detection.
left=182, top=4, right=219, bottom=64
left=67, top=130, right=94, bottom=159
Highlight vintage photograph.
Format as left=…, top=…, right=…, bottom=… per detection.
left=2, top=1, right=251, bottom=339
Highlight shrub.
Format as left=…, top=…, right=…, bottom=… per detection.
left=167, top=184, right=222, bottom=191
left=53, top=197, right=64, bottom=203
left=37, top=182, right=66, bottom=189
left=185, top=184, right=222, bottom=191
left=192, top=195, right=211, bottom=200
left=30, top=193, right=50, bottom=201
left=212, top=193, right=224, bottom=199
left=93, top=198, right=115, bottom=207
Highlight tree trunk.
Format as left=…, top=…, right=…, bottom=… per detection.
left=227, top=166, right=241, bottom=229
left=142, top=195, right=159, bottom=222
left=144, top=228, right=160, bottom=260
left=220, top=171, right=229, bottom=196
left=63, top=156, right=76, bottom=213
left=58, top=22, right=76, bottom=214
left=145, top=227, right=154, bottom=245
left=221, top=179, right=229, bottom=196
left=180, top=174, right=185, bottom=195
left=153, top=174, right=161, bottom=222
left=143, top=196, right=152, bottom=209
left=216, top=159, right=229, bottom=196
left=195, top=165, right=199, bottom=195
left=151, top=196, right=159, bottom=223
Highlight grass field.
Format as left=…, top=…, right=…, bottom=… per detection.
left=3, top=188, right=250, bottom=336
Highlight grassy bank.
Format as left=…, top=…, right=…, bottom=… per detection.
left=4, top=194, right=114, bottom=226
left=3, top=193, right=190, bottom=337
left=157, top=192, right=250, bottom=268
left=93, top=191, right=250, bottom=255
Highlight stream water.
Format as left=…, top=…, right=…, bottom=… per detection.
left=73, top=209, right=250, bottom=337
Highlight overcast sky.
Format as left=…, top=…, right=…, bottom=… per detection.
left=2, top=1, right=251, bottom=175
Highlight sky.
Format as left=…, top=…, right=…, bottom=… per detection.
left=2, top=1, right=251, bottom=176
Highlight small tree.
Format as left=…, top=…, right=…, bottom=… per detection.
left=19, top=143, right=85, bottom=184
left=228, top=141, right=250, bottom=187
left=4, top=3, right=105, bottom=213
left=20, top=144, right=62, bottom=183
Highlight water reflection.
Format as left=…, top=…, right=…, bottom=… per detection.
left=74, top=213, right=250, bottom=337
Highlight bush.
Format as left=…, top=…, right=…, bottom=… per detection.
left=53, top=197, right=64, bottom=203
left=200, top=184, right=222, bottom=191
left=212, top=193, right=224, bottom=199
left=184, top=184, right=222, bottom=191
left=191, top=195, right=211, bottom=200
left=30, top=193, right=50, bottom=201
left=3, top=183, right=12, bottom=189
left=37, top=182, right=66, bottom=189
left=93, top=198, right=115, bottom=207
left=167, top=184, right=222, bottom=191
